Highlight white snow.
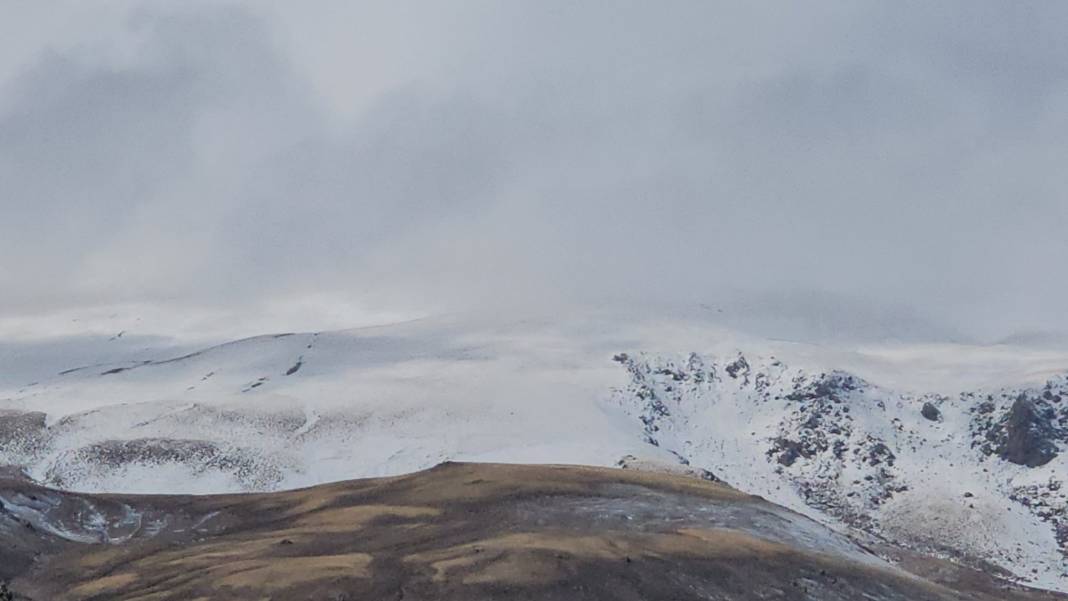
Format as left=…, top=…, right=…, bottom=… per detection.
left=1, top=310, right=1067, bottom=591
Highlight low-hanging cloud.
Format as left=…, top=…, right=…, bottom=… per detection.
left=2, top=1, right=1067, bottom=342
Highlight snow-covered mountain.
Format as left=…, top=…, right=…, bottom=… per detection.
left=0, top=315, right=669, bottom=493
left=611, top=350, right=1068, bottom=592
left=1, top=313, right=1067, bottom=591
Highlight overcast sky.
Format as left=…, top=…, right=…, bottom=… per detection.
left=2, top=2, right=1067, bottom=342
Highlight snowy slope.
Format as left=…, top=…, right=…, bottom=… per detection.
left=611, top=350, right=1068, bottom=591
left=0, top=315, right=677, bottom=493
left=1, top=312, right=1067, bottom=591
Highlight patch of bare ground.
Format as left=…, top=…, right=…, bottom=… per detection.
left=5, top=463, right=1066, bottom=600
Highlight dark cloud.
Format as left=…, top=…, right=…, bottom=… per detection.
left=2, top=2, right=1066, bottom=342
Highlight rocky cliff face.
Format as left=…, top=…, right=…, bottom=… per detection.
left=991, top=394, right=1062, bottom=467
left=611, top=352, right=1068, bottom=591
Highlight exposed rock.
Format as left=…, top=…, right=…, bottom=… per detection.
left=771, top=438, right=808, bottom=467
left=616, top=454, right=722, bottom=482
left=0, top=412, right=49, bottom=461
left=725, top=354, right=751, bottom=381
left=998, top=395, right=1059, bottom=467
left=921, top=402, right=942, bottom=422
left=284, top=358, right=303, bottom=376
left=41, top=438, right=286, bottom=491
left=613, top=352, right=1068, bottom=587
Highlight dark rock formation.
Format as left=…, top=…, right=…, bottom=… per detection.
left=771, top=438, right=809, bottom=466
left=921, top=402, right=941, bottom=422
left=998, top=395, right=1059, bottom=468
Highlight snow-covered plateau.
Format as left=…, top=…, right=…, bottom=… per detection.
left=1, top=312, right=1067, bottom=591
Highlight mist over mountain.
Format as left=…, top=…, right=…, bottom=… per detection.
left=3, top=2, right=1068, bottom=341
left=3, top=2, right=1068, bottom=599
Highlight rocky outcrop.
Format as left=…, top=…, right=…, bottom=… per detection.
left=0, top=412, right=48, bottom=460
left=998, top=395, right=1059, bottom=467
left=921, top=401, right=941, bottom=422
left=42, top=438, right=287, bottom=491
left=612, top=351, right=1068, bottom=590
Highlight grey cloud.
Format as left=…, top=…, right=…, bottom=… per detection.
left=1, top=2, right=1067, bottom=343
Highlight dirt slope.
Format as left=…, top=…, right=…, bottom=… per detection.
left=2, top=463, right=1064, bottom=601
